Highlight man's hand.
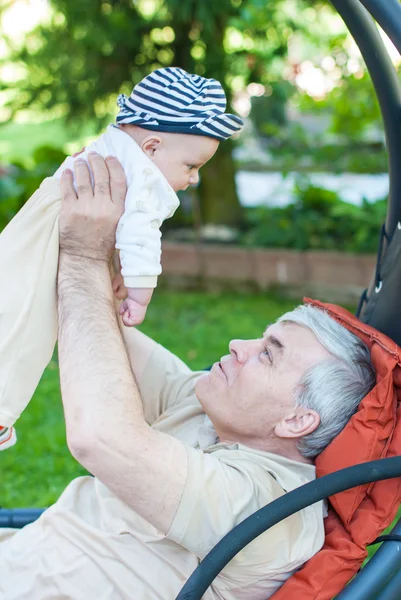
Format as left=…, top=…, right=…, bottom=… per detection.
left=59, top=153, right=127, bottom=262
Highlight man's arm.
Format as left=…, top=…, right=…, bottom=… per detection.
left=111, top=258, right=196, bottom=424
left=57, top=155, right=188, bottom=534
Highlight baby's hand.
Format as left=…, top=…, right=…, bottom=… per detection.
left=119, top=297, right=148, bottom=327
left=119, top=287, right=153, bottom=327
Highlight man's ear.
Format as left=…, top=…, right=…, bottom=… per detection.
left=274, top=406, right=320, bottom=439
left=141, top=135, right=163, bottom=158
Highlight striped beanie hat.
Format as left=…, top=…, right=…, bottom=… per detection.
left=116, top=67, right=243, bottom=141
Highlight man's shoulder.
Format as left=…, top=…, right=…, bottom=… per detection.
left=173, top=443, right=325, bottom=596
left=205, top=444, right=317, bottom=492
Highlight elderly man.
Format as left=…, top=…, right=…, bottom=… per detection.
left=0, top=155, right=375, bottom=600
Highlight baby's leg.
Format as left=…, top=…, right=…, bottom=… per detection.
left=0, top=178, right=60, bottom=444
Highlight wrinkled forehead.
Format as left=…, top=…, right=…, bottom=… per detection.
left=263, top=320, right=297, bottom=338
left=265, top=321, right=331, bottom=364
left=265, top=320, right=310, bottom=336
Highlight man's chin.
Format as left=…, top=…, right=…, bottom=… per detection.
left=195, top=370, right=208, bottom=388
left=195, top=372, right=211, bottom=403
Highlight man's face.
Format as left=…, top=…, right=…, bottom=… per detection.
left=195, top=322, right=332, bottom=447
left=151, top=133, right=219, bottom=192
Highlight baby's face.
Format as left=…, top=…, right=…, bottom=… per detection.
left=150, top=133, right=219, bottom=192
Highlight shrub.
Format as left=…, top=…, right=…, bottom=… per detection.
left=0, top=146, right=67, bottom=232
left=241, top=181, right=387, bottom=254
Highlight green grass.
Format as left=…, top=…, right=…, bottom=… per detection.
left=0, top=288, right=298, bottom=508
left=0, top=118, right=99, bottom=165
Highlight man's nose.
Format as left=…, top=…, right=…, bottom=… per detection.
left=229, top=339, right=249, bottom=363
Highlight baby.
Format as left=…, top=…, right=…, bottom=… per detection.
left=55, top=66, right=244, bottom=326
left=0, top=66, right=243, bottom=451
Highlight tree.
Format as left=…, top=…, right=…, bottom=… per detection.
left=1, top=0, right=342, bottom=225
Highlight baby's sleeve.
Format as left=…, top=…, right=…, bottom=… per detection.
left=115, top=166, right=179, bottom=289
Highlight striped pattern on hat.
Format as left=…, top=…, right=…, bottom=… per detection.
left=116, top=67, right=243, bottom=141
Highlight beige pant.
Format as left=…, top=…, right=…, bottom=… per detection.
left=0, top=177, right=61, bottom=426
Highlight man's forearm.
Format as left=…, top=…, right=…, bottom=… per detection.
left=57, top=252, right=146, bottom=445
left=56, top=156, right=187, bottom=533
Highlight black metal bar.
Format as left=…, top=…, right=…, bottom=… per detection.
left=0, top=508, right=45, bottom=528
left=371, top=534, right=401, bottom=544
left=330, top=0, right=401, bottom=245
left=359, top=0, right=401, bottom=56
left=374, top=565, right=401, bottom=600
left=329, top=0, right=401, bottom=327
left=175, top=456, right=401, bottom=600
left=336, top=517, right=401, bottom=599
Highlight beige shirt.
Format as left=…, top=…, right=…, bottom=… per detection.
left=0, top=343, right=325, bottom=599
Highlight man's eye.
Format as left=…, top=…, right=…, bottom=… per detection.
left=187, top=165, right=194, bottom=170
left=262, top=348, right=273, bottom=363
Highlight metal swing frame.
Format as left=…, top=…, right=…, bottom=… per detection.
left=176, top=2, right=401, bottom=598
left=1, top=1, right=401, bottom=599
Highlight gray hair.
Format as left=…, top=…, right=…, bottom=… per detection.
left=277, top=304, right=375, bottom=459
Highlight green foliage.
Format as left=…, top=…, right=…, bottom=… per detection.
left=1, top=0, right=341, bottom=126
left=329, top=73, right=382, bottom=140
left=0, top=145, right=66, bottom=231
left=242, top=180, right=386, bottom=253
left=1, top=1, right=156, bottom=127
left=261, top=137, right=388, bottom=175
left=250, top=81, right=294, bottom=137
left=0, top=0, right=348, bottom=225
left=298, top=71, right=383, bottom=142
left=0, top=118, right=97, bottom=164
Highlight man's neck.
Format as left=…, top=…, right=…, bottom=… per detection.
left=217, top=432, right=313, bottom=465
